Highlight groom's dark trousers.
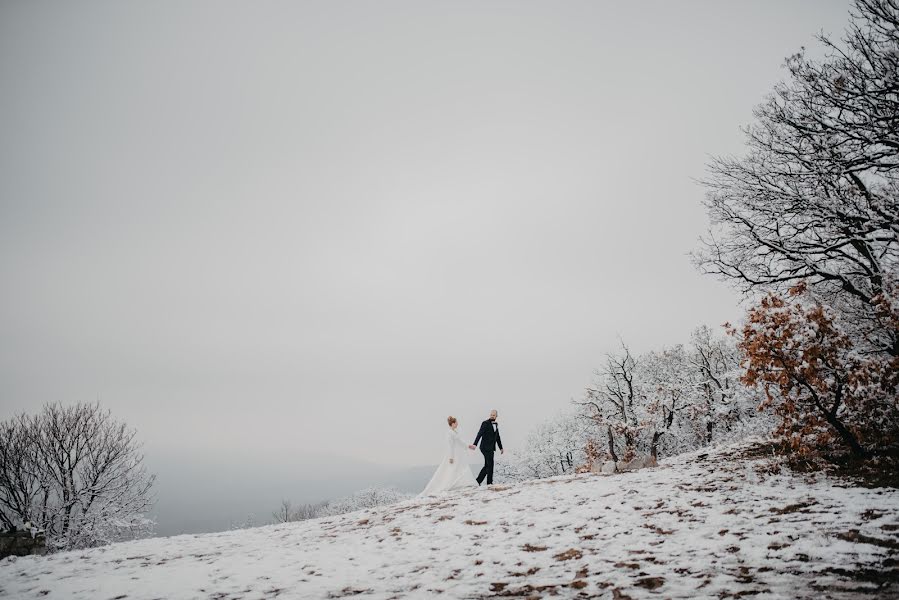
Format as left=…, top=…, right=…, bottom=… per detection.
left=477, top=449, right=494, bottom=485
left=473, top=419, right=502, bottom=485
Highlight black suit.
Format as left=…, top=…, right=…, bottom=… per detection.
left=473, top=419, right=503, bottom=485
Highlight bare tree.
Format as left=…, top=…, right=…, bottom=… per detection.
left=690, top=325, right=761, bottom=445
left=0, top=415, right=41, bottom=531
left=695, top=0, right=899, bottom=355
left=578, top=343, right=641, bottom=461
left=641, top=346, right=694, bottom=459
left=273, top=499, right=296, bottom=524
left=0, top=403, right=155, bottom=551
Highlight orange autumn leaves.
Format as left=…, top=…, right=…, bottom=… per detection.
left=731, top=284, right=899, bottom=458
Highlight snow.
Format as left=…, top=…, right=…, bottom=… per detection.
left=1, top=442, right=896, bottom=599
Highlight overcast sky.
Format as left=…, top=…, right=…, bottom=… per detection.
left=1, top=1, right=852, bottom=471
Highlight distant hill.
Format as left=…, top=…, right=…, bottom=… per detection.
left=146, top=451, right=437, bottom=535
left=5, top=443, right=896, bottom=599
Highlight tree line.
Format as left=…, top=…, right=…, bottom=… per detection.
left=271, top=487, right=411, bottom=525
left=508, top=0, right=898, bottom=477
left=696, top=0, right=898, bottom=461
left=500, top=325, right=772, bottom=482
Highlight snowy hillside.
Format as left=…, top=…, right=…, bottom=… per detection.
left=1, top=443, right=896, bottom=599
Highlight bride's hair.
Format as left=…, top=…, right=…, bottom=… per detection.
left=447, top=416, right=457, bottom=426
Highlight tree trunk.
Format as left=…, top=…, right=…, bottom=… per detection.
left=822, top=410, right=867, bottom=458
left=607, top=426, right=618, bottom=463
left=650, top=432, right=662, bottom=460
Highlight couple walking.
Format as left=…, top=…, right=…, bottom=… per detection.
left=421, top=410, right=504, bottom=495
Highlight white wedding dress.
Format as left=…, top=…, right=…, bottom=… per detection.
left=421, top=428, right=478, bottom=495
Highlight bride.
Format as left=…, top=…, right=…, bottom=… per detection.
left=421, top=416, right=478, bottom=495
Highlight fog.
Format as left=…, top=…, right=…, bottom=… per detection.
left=0, top=0, right=852, bottom=533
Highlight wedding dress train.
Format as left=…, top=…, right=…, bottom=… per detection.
left=421, top=428, right=478, bottom=495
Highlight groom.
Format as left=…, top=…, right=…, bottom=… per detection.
left=469, top=409, right=503, bottom=485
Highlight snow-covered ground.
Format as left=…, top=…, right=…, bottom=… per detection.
left=1, top=443, right=896, bottom=599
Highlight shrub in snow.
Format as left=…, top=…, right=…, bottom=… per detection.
left=272, top=499, right=330, bottom=523
left=274, top=487, right=412, bottom=523
left=320, top=487, right=412, bottom=517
